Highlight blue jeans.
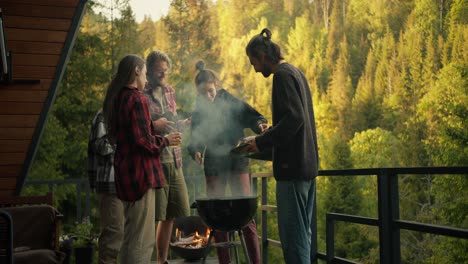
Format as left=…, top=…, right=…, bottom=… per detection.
left=276, top=179, right=316, bottom=264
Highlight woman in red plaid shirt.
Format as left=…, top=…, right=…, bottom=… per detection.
left=103, top=54, right=181, bottom=264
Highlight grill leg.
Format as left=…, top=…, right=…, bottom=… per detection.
left=238, top=229, right=251, bottom=264
left=230, top=231, right=240, bottom=264
left=202, top=230, right=215, bottom=264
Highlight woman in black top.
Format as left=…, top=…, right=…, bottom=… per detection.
left=188, top=60, right=266, bottom=264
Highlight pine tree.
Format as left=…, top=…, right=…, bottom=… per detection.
left=351, top=51, right=380, bottom=132
left=163, top=0, right=215, bottom=111
left=327, top=38, right=354, bottom=139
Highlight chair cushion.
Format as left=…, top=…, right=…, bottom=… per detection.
left=3, top=205, right=58, bottom=249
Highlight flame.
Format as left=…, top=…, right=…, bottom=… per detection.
left=171, top=228, right=211, bottom=249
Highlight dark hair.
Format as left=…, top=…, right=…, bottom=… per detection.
left=245, top=28, right=284, bottom=63
left=194, top=60, right=219, bottom=91
left=146, top=50, right=172, bottom=73
left=103, top=54, right=145, bottom=143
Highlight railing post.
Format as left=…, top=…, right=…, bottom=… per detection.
left=261, top=176, right=268, bottom=264
left=252, top=172, right=257, bottom=197
left=252, top=173, right=258, bottom=225
left=377, top=169, right=401, bottom=264
left=325, top=214, right=335, bottom=263
left=76, top=181, right=82, bottom=222
left=84, top=179, right=91, bottom=219
left=390, top=170, right=401, bottom=263
left=48, top=183, right=54, bottom=195
left=311, top=185, right=318, bottom=264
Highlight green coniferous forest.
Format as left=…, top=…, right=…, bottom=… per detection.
left=25, top=0, right=467, bottom=263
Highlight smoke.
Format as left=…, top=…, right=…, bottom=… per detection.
left=191, top=92, right=248, bottom=156
left=189, top=90, right=258, bottom=198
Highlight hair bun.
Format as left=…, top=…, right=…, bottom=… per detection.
left=260, top=28, right=272, bottom=40
left=195, top=60, right=205, bottom=71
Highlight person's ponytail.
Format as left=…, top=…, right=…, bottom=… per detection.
left=246, top=28, right=283, bottom=63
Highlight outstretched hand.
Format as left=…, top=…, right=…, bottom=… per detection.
left=258, top=123, right=268, bottom=134
left=177, top=118, right=191, bottom=130
left=194, top=152, right=203, bottom=165
left=241, top=136, right=259, bottom=153
left=153, top=118, right=175, bottom=132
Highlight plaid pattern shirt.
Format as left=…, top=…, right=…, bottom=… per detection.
left=87, top=109, right=116, bottom=193
left=144, top=83, right=182, bottom=168
left=113, top=86, right=167, bottom=202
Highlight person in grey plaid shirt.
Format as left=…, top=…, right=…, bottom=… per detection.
left=87, top=109, right=124, bottom=264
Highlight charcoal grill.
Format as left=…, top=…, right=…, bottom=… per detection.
left=192, top=196, right=258, bottom=264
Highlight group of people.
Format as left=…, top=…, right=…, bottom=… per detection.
left=87, top=28, right=319, bottom=264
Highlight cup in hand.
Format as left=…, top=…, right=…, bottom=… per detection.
left=166, top=132, right=182, bottom=146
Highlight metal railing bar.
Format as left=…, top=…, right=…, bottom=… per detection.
left=251, top=172, right=273, bottom=178
left=332, top=256, right=360, bottom=264
left=24, top=179, right=90, bottom=222
left=395, top=220, right=468, bottom=239
left=326, top=213, right=336, bottom=262
left=319, top=166, right=467, bottom=176
left=266, top=239, right=281, bottom=248
left=257, top=236, right=282, bottom=248
left=377, top=169, right=400, bottom=264
left=318, top=168, right=380, bottom=176
left=251, top=167, right=467, bottom=179
left=317, top=252, right=327, bottom=260
left=260, top=205, right=277, bottom=212
left=327, top=213, right=379, bottom=226
left=326, top=213, right=379, bottom=263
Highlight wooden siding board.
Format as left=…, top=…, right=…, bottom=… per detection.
left=0, top=79, right=52, bottom=91
left=0, top=178, right=17, bottom=190
left=0, top=190, right=15, bottom=196
left=0, top=90, right=48, bottom=102
left=4, top=15, right=71, bottom=32
left=0, top=102, right=43, bottom=115
left=0, top=165, right=21, bottom=178
left=0, top=3, right=75, bottom=19
left=0, top=115, right=39, bottom=127
left=14, top=54, right=60, bottom=67
left=0, top=153, right=26, bottom=165
left=7, top=41, right=63, bottom=55
left=0, top=140, right=30, bottom=153
left=13, top=65, right=56, bottom=79
left=0, top=128, right=34, bottom=140
left=0, top=0, right=79, bottom=8
left=5, top=28, right=67, bottom=43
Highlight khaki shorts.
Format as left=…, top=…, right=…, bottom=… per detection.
left=155, top=162, right=190, bottom=221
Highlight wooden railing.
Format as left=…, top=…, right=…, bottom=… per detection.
left=24, top=178, right=91, bottom=223
left=251, top=166, right=468, bottom=264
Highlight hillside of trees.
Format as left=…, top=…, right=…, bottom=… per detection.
left=25, top=0, right=467, bottom=263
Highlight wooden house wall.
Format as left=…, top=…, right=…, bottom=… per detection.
left=0, top=0, right=87, bottom=196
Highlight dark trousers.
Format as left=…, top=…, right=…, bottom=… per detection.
left=205, top=172, right=260, bottom=264
left=213, top=220, right=260, bottom=264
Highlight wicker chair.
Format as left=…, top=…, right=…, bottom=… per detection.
left=0, top=209, right=13, bottom=264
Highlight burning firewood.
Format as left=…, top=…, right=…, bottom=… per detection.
left=171, top=229, right=209, bottom=249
